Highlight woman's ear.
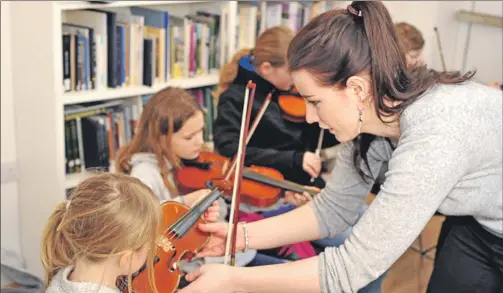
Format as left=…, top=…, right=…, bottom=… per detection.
left=346, top=76, right=369, bottom=98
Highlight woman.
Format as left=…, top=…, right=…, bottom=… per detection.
left=212, top=27, right=385, bottom=288
left=178, top=1, right=503, bottom=293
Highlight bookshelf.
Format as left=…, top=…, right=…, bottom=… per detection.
left=10, top=0, right=238, bottom=278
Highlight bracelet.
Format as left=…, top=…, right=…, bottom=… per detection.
left=239, top=221, right=249, bottom=252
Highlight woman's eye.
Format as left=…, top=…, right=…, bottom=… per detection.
left=308, top=100, right=320, bottom=106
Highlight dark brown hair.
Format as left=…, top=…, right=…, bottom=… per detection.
left=395, top=22, right=425, bottom=52
left=115, top=87, right=202, bottom=194
left=288, top=1, right=475, bottom=181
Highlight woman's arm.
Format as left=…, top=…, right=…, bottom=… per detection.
left=247, top=203, right=322, bottom=250
left=233, top=257, right=320, bottom=293
left=235, top=141, right=383, bottom=251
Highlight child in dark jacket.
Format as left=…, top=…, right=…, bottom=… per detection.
left=213, top=26, right=338, bottom=194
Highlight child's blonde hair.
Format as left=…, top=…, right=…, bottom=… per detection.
left=40, top=173, right=162, bottom=292
left=213, top=26, right=294, bottom=98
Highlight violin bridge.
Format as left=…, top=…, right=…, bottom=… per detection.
left=156, top=235, right=174, bottom=252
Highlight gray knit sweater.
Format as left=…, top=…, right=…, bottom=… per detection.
left=311, top=81, right=502, bottom=293
left=45, top=267, right=119, bottom=293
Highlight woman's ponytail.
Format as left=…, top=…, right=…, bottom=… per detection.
left=40, top=201, right=74, bottom=285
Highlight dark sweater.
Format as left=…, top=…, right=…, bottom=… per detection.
left=213, top=57, right=338, bottom=187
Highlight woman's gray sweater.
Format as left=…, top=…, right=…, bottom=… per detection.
left=310, top=81, right=502, bottom=292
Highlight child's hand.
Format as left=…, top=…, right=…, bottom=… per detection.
left=283, top=190, right=312, bottom=206
left=186, top=189, right=221, bottom=222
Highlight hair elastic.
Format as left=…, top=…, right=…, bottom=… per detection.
left=347, top=5, right=362, bottom=17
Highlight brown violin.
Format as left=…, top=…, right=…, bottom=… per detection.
left=278, top=86, right=306, bottom=123
left=117, top=187, right=222, bottom=293
left=176, top=151, right=317, bottom=208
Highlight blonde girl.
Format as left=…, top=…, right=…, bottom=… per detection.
left=41, top=173, right=161, bottom=293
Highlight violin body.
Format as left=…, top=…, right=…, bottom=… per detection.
left=278, top=86, right=306, bottom=123
left=176, top=151, right=284, bottom=208
left=213, top=165, right=284, bottom=207
left=118, top=189, right=222, bottom=293
left=176, top=151, right=229, bottom=194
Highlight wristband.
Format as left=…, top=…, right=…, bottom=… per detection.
left=239, top=221, right=249, bottom=252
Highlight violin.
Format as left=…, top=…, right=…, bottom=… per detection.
left=175, top=151, right=317, bottom=208
left=117, top=187, right=223, bottom=293
left=278, top=86, right=306, bottom=123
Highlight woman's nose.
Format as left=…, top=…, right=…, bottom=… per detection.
left=305, top=103, right=319, bottom=124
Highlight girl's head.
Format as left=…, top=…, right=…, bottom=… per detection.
left=288, top=1, right=473, bottom=143
left=116, top=87, right=204, bottom=193
left=41, top=173, right=161, bottom=290
left=214, top=26, right=294, bottom=97
left=395, top=22, right=425, bottom=67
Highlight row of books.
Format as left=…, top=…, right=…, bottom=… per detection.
left=61, top=7, right=221, bottom=92
left=237, top=1, right=329, bottom=49
left=64, top=86, right=216, bottom=175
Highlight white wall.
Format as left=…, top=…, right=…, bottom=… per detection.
left=338, top=1, right=502, bottom=83
left=1, top=0, right=24, bottom=270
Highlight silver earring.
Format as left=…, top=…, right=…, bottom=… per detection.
left=357, top=97, right=364, bottom=135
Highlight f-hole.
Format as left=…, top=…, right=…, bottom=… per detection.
left=167, top=250, right=194, bottom=272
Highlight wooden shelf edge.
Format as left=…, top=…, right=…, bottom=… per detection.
left=62, top=72, right=219, bottom=105
left=455, top=10, right=503, bottom=28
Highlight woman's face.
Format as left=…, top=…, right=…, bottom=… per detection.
left=170, top=111, right=205, bottom=160
left=292, top=70, right=365, bottom=143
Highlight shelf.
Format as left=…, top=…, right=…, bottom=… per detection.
left=57, top=1, right=210, bottom=11
left=62, top=72, right=220, bottom=105
left=456, top=10, right=503, bottom=28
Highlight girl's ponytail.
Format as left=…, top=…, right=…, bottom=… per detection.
left=213, top=48, right=252, bottom=99
left=40, top=201, right=73, bottom=285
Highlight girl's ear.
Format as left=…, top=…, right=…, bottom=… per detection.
left=118, top=250, right=133, bottom=272
left=258, top=61, right=273, bottom=76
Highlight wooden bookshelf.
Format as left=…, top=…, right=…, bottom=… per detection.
left=10, top=0, right=237, bottom=278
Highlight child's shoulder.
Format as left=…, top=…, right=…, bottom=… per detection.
left=45, top=267, right=120, bottom=293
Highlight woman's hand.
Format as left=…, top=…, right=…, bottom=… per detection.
left=177, top=264, right=239, bottom=293
left=302, top=152, right=322, bottom=178
left=194, top=222, right=244, bottom=258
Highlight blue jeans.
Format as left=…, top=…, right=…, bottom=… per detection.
left=312, top=204, right=386, bottom=293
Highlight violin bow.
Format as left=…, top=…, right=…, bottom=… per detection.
left=224, top=81, right=256, bottom=266
left=310, top=129, right=324, bottom=183
left=434, top=27, right=447, bottom=72
left=224, top=91, right=273, bottom=180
